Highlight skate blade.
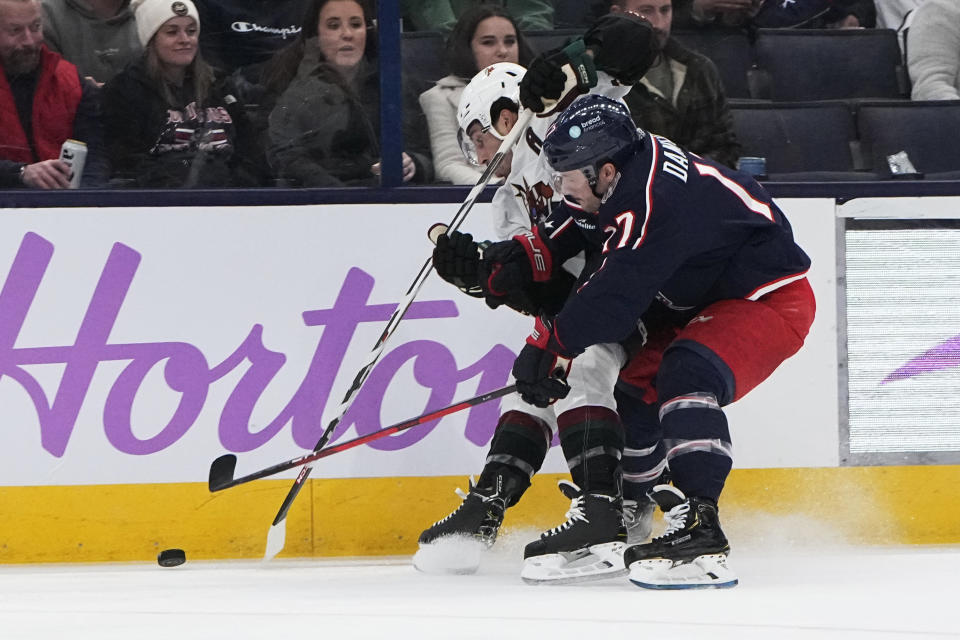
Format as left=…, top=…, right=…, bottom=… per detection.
left=628, top=553, right=739, bottom=590
left=521, top=541, right=627, bottom=585
left=413, top=535, right=487, bottom=575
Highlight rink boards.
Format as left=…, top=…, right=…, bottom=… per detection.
left=0, top=199, right=958, bottom=562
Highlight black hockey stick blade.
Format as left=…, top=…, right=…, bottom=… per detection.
left=208, top=454, right=238, bottom=492
left=208, top=384, right=518, bottom=493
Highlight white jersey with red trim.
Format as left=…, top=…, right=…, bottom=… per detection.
left=490, top=72, right=632, bottom=241
left=490, top=73, right=632, bottom=428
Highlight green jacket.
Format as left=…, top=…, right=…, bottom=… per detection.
left=623, top=38, right=740, bottom=169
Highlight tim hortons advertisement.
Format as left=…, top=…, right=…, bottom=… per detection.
left=0, top=200, right=838, bottom=486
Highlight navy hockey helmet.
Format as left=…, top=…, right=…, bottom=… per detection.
left=542, top=95, right=644, bottom=183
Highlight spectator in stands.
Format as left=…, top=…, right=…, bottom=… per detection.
left=40, top=0, right=141, bottom=84
left=401, top=0, right=553, bottom=32
left=907, top=0, right=959, bottom=100
left=671, top=0, right=875, bottom=30
left=265, top=0, right=433, bottom=187
left=612, top=0, right=740, bottom=168
left=419, top=4, right=534, bottom=184
left=102, top=0, right=260, bottom=187
left=876, top=0, right=922, bottom=30
left=1, top=0, right=105, bottom=188
left=194, top=0, right=307, bottom=96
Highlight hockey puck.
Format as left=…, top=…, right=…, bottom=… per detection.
left=157, top=548, right=186, bottom=567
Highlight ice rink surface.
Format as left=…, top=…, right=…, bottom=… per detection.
left=2, top=536, right=958, bottom=640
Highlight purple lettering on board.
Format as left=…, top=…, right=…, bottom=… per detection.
left=0, top=235, right=516, bottom=458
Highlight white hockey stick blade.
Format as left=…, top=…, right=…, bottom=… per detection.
left=263, top=519, right=286, bottom=562
left=412, top=535, right=487, bottom=575
left=520, top=541, right=628, bottom=585
left=427, top=222, right=448, bottom=245
left=628, top=553, right=739, bottom=590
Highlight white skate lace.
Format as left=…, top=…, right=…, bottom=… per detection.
left=654, top=502, right=690, bottom=540
left=429, top=476, right=476, bottom=528
left=542, top=494, right=588, bottom=537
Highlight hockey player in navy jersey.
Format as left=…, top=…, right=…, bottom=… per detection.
left=479, top=94, right=815, bottom=588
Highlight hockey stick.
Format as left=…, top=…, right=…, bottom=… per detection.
left=209, top=384, right=518, bottom=492
left=261, top=109, right=535, bottom=560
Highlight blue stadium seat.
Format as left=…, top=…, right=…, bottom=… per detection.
left=524, top=28, right=584, bottom=54
left=673, top=29, right=753, bottom=99
left=751, top=29, right=907, bottom=101
left=401, top=31, right=446, bottom=89
left=730, top=101, right=878, bottom=180
left=856, top=100, right=960, bottom=179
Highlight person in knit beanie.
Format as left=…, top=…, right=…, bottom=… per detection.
left=102, top=0, right=263, bottom=187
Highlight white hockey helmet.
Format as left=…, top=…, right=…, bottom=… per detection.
left=457, top=62, right=526, bottom=165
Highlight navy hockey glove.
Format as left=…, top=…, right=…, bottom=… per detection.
left=432, top=230, right=483, bottom=297
left=512, top=317, right=573, bottom=408
left=583, top=13, right=659, bottom=85
left=519, top=39, right=598, bottom=115
left=479, top=229, right=554, bottom=311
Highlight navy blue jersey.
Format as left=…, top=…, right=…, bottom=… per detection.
left=541, top=135, right=811, bottom=355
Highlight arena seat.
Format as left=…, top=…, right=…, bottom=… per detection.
left=856, top=100, right=960, bottom=179
left=524, top=28, right=584, bottom=54
left=401, top=31, right=446, bottom=88
left=750, top=29, right=907, bottom=101
left=673, top=29, right=753, bottom=99
left=730, top=101, right=878, bottom=180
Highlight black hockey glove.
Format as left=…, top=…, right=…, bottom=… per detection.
left=479, top=229, right=554, bottom=311
left=432, top=230, right=483, bottom=297
left=583, top=12, right=660, bottom=85
left=512, top=316, right=573, bottom=408
left=519, top=39, right=598, bottom=116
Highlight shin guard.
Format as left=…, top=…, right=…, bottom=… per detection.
left=657, top=347, right=733, bottom=502
left=557, top=406, right=624, bottom=496
left=478, top=410, right=552, bottom=505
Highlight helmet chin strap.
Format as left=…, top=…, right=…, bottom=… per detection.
left=583, top=164, right=605, bottom=200
left=599, top=172, right=621, bottom=205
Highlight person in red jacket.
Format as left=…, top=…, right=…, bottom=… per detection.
left=0, top=0, right=103, bottom=188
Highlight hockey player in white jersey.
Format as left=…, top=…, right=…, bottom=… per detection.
left=414, top=12, right=663, bottom=584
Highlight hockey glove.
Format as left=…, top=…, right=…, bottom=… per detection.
left=432, top=230, right=484, bottom=297
left=479, top=229, right=554, bottom=310
left=512, top=316, right=573, bottom=408
left=583, top=13, right=660, bottom=85
left=519, top=39, right=598, bottom=116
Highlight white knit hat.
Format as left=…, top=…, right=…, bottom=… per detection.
left=132, top=0, right=200, bottom=47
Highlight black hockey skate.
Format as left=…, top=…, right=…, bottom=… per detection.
left=520, top=480, right=628, bottom=585
left=413, top=470, right=526, bottom=575
left=623, top=485, right=738, bottom=589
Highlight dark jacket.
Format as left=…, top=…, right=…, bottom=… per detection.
left=623, top=39, right=740, bottom=169
left=196, top=0, right=308, bottom=74
left=267, top=45, right=433, bottom=187
left=103, top=57, right=260, bottom=188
